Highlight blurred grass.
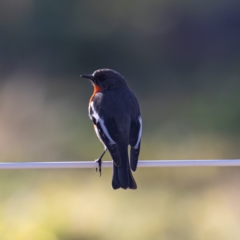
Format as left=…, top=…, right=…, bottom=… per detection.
left=0, top=77, right=240, bottom=240
left=1, top=169, right=240, bottom=240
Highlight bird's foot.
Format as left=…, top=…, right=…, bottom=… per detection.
left=95, top=158, right=102, bottom=177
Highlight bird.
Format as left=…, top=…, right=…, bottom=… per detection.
left=80, top=69, right=142, bottom=190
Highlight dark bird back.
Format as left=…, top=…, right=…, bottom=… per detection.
left=81, top=69, right=142, bottom=190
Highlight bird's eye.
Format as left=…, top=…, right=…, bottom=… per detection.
left=98, top=75, right=107, bottom=81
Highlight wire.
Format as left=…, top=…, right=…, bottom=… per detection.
left=0, top=159, right=240, bottom=169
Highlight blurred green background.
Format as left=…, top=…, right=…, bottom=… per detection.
left=1, top=0, right=240, bottom=239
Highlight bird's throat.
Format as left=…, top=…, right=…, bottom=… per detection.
left=90, top=85, right=103, bottom=102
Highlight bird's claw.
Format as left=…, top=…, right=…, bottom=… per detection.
left=95, top=158, right=102, bottom=177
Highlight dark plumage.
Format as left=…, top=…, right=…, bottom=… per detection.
left=81, top=69, right=142, bottom=190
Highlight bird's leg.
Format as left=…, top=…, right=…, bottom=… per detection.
left=95, top=148, right=107, bottom=177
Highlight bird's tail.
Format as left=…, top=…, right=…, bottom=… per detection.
left=111, top=145, right=137, bottom=190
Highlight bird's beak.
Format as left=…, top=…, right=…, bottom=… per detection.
left=80, top=74, right=94, bottom=80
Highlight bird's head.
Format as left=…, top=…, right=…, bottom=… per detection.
left=80, top=69, right=127, bottom=90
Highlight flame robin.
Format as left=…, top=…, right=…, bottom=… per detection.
left=80, top=69, right=142, bottom=190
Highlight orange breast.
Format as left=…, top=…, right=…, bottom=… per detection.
left=89, top=85, right=103, bottom=103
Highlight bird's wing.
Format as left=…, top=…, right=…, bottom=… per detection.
left=129, top=116, right=142, bottom=171
left=89, top=101, right=121, bottom=167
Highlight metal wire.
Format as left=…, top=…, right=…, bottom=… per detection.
left=1, top=159, right=240, bottom=169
